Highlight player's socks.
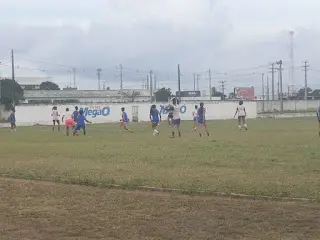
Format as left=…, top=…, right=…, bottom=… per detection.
left=244, top=124, right=248, bottom=130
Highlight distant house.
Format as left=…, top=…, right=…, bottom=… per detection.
left=309, top=90, right=320, bottom=100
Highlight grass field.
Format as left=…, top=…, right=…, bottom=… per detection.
left=1, top=118, right=320, bottom=239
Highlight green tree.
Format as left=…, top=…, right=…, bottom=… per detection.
left=0, top=79, right=24, bottom=110
left=154, top=88, right=171, bottom=102
left=40, top=81, right=60, bottom=90
left=228, top=92, right=236, bottom=99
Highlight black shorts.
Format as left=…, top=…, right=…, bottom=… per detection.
left=53, top=120, right=60, bottom=124
left=168, top=113, right=173, bottom=119
left=10, top=122, right=16, bottom=128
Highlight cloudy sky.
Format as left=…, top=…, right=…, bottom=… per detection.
left=0, top=0, right=320, bottom=94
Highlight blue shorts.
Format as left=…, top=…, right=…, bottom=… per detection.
left=172, top=118, right=180, bottom=125
left=193, top=116, right=197, bottom=121
left=75, top=124, right=85, bottom=131
left=198, top=119, right=205, bottom=124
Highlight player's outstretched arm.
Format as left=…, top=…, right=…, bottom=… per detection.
left=234, top=108, right=238, bottom=118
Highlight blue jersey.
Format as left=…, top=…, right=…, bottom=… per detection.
left=122, top=112, right=128, bottom=123
left=77, top=115, right=86, bottom=125
left=73, top=111, right=79, bottom=121
left=151, top=109, right=160, bottom=122
left=197, top=107, right=205, bottom=122
left=8, top=113, right=15, bottom=122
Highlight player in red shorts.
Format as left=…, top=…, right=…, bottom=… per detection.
left=62, top=108, right=75, bottom=136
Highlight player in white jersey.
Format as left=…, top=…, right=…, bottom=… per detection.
left=62, top=107, right=75, bottom=136
left=51, top=106, right=60, bottom=131
left=192, top=105, right=198, bottom=131
left=170, top=98, right=181, bottom=138
left=234, top=100, right=247, bottom=130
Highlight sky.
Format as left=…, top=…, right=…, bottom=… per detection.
left=1, top=0, right=320, bottom=95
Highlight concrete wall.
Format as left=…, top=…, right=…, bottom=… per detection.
left=0, top=102, right=257, bottom=126
left=256, top=100, right=320, bottom=113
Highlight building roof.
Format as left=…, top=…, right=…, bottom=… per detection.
left=24, top=89, right=151, bottom=99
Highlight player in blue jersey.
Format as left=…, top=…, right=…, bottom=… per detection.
left=192, top=105, right=198, bottom=131
left=197, top=102, right=209, bottom=137
left=72, top=106, right=79, bottom=121
left=120, top=107, right=133, bottom=132
left=150, top=104, right=161, bottom=136
left=73, top=109, right=92, bottom=136
left=8, top=109, right=16, bottom=132
left=317, top=105, right=320, bottom=137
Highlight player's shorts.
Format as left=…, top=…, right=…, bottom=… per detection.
left=120, top=121, right=128, bottom=127
left=198, top=118, right=206, bottom=124
left=10, top=122, right=16, bottom=128
left=172, top=118, right=180, bottom=125
left=168, top=113, right=173, bottom=119
left=75, top=124, right=85, bottom=131
left=65, top=119, right=75, bottom=128
left=53, top=119, right=60, bottom=124
left=193, top=116, right=197, bottom=121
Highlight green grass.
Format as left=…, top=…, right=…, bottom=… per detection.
left=0, top=118, right=320, bottom=199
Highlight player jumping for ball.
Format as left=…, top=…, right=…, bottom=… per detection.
left=234, top=100, right=247, bottom=130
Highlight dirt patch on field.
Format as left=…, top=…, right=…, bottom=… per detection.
left=0, top=178, right=320, bottom=240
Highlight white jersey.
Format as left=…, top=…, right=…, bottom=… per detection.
left=51, top=110, right=59, bottom=120
left=63, top=111, right=72, bottom=121
left=172, top=104, right=180, bottom=120
left=237, top=105, right=246, bottom=117
left=192, top=110, right=197, bottom=117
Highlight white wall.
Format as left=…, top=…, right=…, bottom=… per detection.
left=6, top=102, right=257, bottom=126
left=257, top=100, right=320, bottom=113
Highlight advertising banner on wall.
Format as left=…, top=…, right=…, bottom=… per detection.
left=234, top=87, right=255, bottom=100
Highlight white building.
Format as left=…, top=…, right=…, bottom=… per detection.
left=23, top=89, right=151, bottom=104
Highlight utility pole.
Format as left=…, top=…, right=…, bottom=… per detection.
left=219, top=80, right=226, bottom=100
left=276, top=60, right=283, bottom=112
left=146, top=75, right=149, bottom=89
left=177, top=64, right=181, bottom=103
left=154, top=74, right=157, bottom=91
left=196, top=73, right=200, bottom=91
left=11, top=49, right=16, bottom=106
left=302, top=61, right=309, bottom=100
left=266, top=75, right=270, bottom=101
left=270, top=63, right=275, bottom=100
left=119, top=64, right=123, bottom=101
left=193, top=73, right=196, bottom=91
left=96, top=68, right=102, bottom=90
left=72, top=68, right=76, bottom=88
left=208, top=69, right=212, bottom=100
left=150, top=70, right=153, bottom=102
left=262, top=73, right=265, bottom=112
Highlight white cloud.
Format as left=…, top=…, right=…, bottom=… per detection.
left=0, top=0, right=320, bottom=92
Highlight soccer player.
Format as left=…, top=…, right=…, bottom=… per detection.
left=167, top=104, right=173, bottom=125
left=8, top=109, right=16, bottom=132
left=317, top=105, right=320, bottom=137
left=234, top=100, right=247, bottom=130
left=120, top=107, right=133, bottom=132
left=150, top=104, right=161, bottom=136
left=51, top=106, right=60, bottom=131
left=197, top=102, right=209, bottom=137
left=62, top=108, right=75, bottom=136
left=72, top=106, right=79, bottom=122
left=192, top=105, right=198, bottom=131
left=74, top=109, right=92, bottom=136
left=171, top=98, right=181, bottom=138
